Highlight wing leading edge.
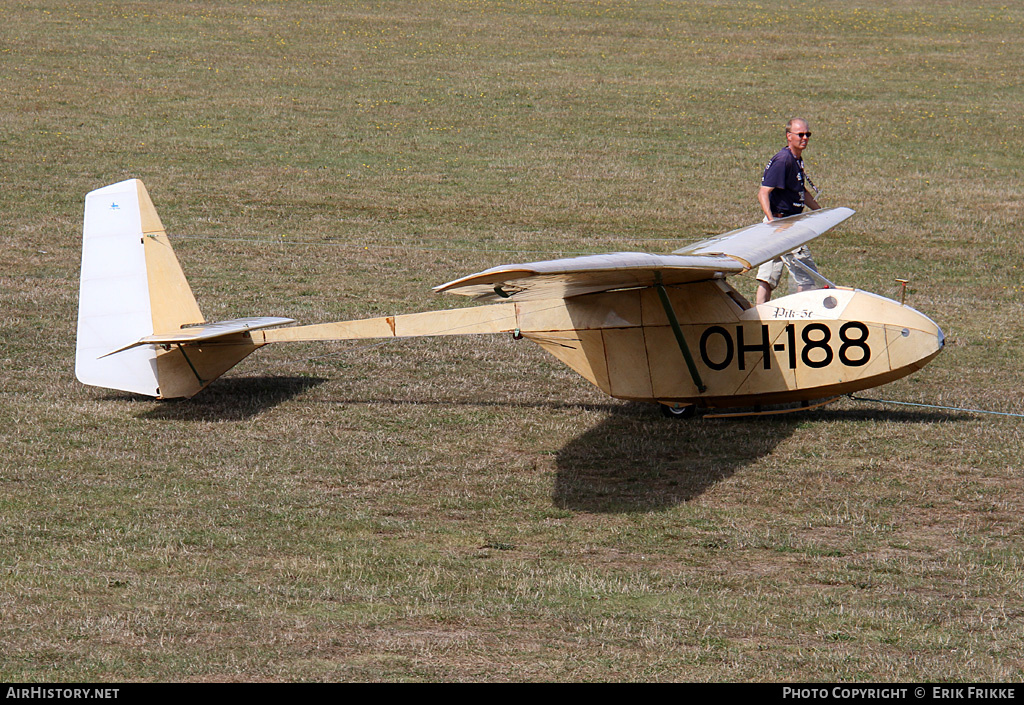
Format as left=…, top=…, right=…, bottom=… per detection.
left=435, top=207, right=853, bottom=302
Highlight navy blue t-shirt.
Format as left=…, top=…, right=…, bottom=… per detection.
left=760, top=147, right=806, bottom=217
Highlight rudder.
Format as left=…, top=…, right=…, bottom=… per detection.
left=76, top=179, right=206, bottom=397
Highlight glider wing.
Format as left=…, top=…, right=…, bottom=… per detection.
left=435, top=207, right=853, bottom=302
left=671, top=207, right=854, bottom=265
left=433, top=252, right=746, bottom=302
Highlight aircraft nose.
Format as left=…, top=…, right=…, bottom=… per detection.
left=839, top=291, right=944, bottom=373
left=891, top=304, right=944, bottom=370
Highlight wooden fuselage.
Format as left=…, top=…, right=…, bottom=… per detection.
left=516, top=280, right=944, bottom=408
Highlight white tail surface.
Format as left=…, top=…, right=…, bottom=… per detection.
left=75, top=179, right=204, bottom=396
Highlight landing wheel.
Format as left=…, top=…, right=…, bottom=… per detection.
left=659, top=403, right=696, bottom=419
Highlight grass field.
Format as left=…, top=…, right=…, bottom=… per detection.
left=2, top=0, right=1023, bottom=682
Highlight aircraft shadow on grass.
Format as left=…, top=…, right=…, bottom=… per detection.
left=552, top=403, right=970, bottom=513
left=119, top=376, right=328, bottom=422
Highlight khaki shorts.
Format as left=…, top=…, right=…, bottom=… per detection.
left=756, top=246, right=818, bottom=291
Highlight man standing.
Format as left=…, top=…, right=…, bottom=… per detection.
left=755, top=118, right=821, bottom=304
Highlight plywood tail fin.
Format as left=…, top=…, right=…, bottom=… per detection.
left=75, top=179, right=260, bottom=399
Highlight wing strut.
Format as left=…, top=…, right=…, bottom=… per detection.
left=654, top=281, right=706, bottom=393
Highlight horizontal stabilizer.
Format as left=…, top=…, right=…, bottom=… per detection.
left=103, top=317, right=296, bottom=357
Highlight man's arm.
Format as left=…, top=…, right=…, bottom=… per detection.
left=804, top=191, right=821, bottom=211
left=758, top=185, right=775, bottom=221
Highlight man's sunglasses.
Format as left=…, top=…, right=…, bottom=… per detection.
left=788, top=131, right=812, bottom=138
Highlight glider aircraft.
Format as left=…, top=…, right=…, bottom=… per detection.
left=75, top=179, right=944, bottom=417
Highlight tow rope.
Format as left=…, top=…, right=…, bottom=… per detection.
left=846, top=394, right=1024, bottom=419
